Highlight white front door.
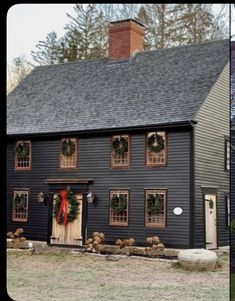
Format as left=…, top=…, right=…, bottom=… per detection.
left=205, top=194, right=217, bottom=249
left=51, top=193, right=83, bottom=246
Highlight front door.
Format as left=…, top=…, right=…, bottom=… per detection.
left=205, top=194, right=217, bottom=249
left=50, top=193, right=83, bottom=246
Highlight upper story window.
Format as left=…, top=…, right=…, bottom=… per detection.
left=111, top=135, right=130, bottom=168
left=15, top=141, right=32, bottom=170
left=225, top=137, right=230, bottom=171
left=146, top=132, right=167, bottom=166
left=110, top=190, right=129, bottom=226
left=145, top=189, right=166, bottom=228
left=60, top=138, right=77, bottom=169
left=12, top=190, right=29, bottom=222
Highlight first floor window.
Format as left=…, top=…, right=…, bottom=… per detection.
left=60, top=138, right=77, bottom=169
left=146, top=132, right=167, bottom=166
left=15, top=141, right=32, bottom=170
left=145, top=189, right=166, bottom=227
left=110, top=190, right=128, bottom=226
left=111, top=135, right=130, bottom=168
left=12, top=190, right=29, bottom=222
left=226, top=195, right=230, bottom=227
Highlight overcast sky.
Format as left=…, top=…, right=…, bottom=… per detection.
left=7, top=4, right=234, bottom=65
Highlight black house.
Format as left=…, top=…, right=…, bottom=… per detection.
left=7, top=20, right=229, bottom=249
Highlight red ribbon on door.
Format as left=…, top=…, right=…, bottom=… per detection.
left=56, top=190, right=68, bottom=226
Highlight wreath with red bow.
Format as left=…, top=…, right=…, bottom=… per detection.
left=53, top=188, right=79, bottom=225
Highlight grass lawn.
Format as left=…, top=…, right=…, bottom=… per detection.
left=7, top=249, right=229, bottom=301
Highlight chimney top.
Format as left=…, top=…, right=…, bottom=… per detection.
left=108, top=19, right=145, bottom=61
left=109, top=19, right=144, bottom=28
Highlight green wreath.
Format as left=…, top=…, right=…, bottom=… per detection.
left=111, top=194, right=127, bottom=214
left=13, top=193, right=26, bottom=210
left=16, top=142, right=30, bottom=158
left=112, top=136, right=128, bottom=156
left=61, top=139, right=75, bottom=157
left=209, top=199, right=214, bottom=209
left=53, top=188, right=79, bottom=224
left=147, top=194, right=163, bottom=214
left=147, top=133, right=164, bottom=153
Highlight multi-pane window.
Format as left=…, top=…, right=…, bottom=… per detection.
left=60, top=138, right=77, bottom=169
left=110, top=190, right=128, bottom=226
left=226, top=195, right=230, bottom=227
left=145, top=189, right=166, bottom=228
left=146, top=132, right=167, bottom=166
left=111, top=135, right=130, bottom=168
left=225, top=138, right=230, bottom=171
left=12, top=190, right=29, bottom=222
left=15, top=141, right=31, bottom=170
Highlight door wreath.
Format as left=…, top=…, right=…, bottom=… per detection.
left=53, top=188, right=79, bottom=226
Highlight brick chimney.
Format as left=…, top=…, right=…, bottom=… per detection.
left=108, top=19, right=144, bottom=60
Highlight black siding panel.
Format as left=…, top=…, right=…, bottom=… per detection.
left=7, top=129, right=191, bottom=247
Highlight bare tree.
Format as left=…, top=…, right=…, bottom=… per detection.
left=7, top=55, right=33, bottom=94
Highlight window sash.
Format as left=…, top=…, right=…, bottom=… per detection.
left=110, top=190, right=128, bottom=226
left=111, top=135, right=130, bottom=168
left=146, top=132, right=166, bottom=166
left=145, top=189, right=166, bottom=227
left=15, top=141, right=32, bottom=170
left=12, top=190, right=29, bottom=222
left=60, top=138, right=77, bottom=169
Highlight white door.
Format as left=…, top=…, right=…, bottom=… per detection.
left=205, top=194, right=217, bottom=249
left=51, top=193, right=83, bottom=246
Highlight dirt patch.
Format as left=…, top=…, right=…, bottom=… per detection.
left=7, top=250, right=229, bottom=301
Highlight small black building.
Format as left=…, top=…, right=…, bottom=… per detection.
left=7, top=20, right=230, bottom=249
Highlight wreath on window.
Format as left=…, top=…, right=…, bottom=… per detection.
left=61, top=139, right=75, bottom=157
left=147, top=133, right=164, bottom=153
left=112, top=136, right=128, bottom=156
left=147, top=194, right=163, bottom=214
left=53, top=188, right=79, bottom=225
left=13, top=193, right=26, bottom=210
left=15, top=142, right=30, bottom=158
left=111, top=194, right=127, bottom=214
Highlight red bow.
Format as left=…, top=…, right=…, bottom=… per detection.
left=56, top=190, right=68, bottom=226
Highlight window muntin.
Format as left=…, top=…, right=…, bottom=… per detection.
left=145, top=189, right=166, bottom=227
left=110, top=190, right=128, bottom=226
left=12, top=190, right=29, bottom=222
left=111, top=135, right=130, bottom=168
left=225, top=138, right=230, bottom=171
left=60, top=138, right=77, bottom=169
left=146, top=132, right=167, bottom=166
left=15, top=141, right=31, bottom=170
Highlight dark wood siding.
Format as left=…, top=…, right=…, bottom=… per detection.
left=194, top=64, right=229, bottom=248
left=7, top=129, right=191, bottom=247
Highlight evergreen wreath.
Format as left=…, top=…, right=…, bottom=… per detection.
left=13, top=193, right=26, bottom=210
left=147, top=133, right=164, bottom=153
left=147, top=194, right=163, bottom=214
left=61, top=139, right=75, bottom=157
left=209, top=199, right=214, bottom=209
left=53, top=188, right=79, bottom=225
left=111, top=194, right=127, bottom=214
left=16, top=141, right=30, bottom=158
left=112, top=136, right=128, bottom=156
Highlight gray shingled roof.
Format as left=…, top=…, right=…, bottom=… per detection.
left=7, top=39, right=229, bottom=135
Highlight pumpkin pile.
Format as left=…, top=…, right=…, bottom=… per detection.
left=85, top=232, right=105, bottom=254
left=7, top=228, right=26, bottom=248
left=144, top=236, right=165, bottom=256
